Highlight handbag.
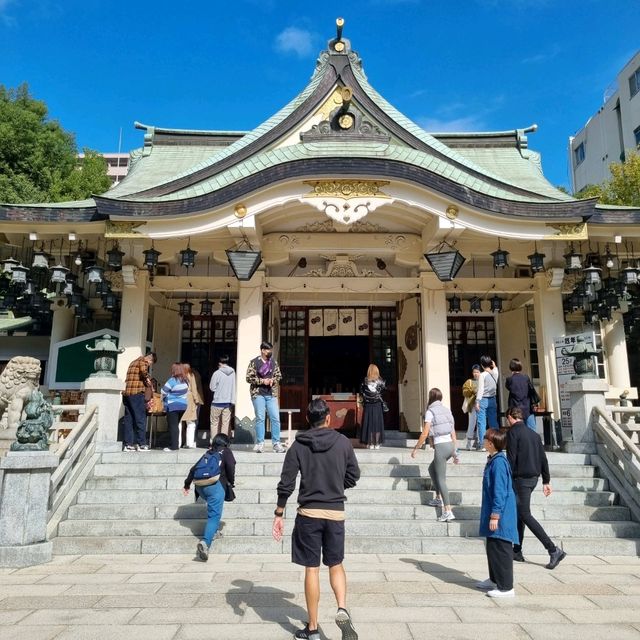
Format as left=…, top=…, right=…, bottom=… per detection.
left=224, top=484, right=236, bottom=502
left=528, top=380, right=541, bottom=407
left=381, top=400, right=390, bottom=413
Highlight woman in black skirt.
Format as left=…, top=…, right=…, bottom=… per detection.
left=359, top=363, right=386, bottom=449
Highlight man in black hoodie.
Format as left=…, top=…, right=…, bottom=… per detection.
left=273, top=398, right=360, bottom=640
left=505, top=406, right=566, bottom=570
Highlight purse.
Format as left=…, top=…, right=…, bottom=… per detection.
left=224, top=484, right=236, bottom=502
left=528, top=380, right=541, bottom=407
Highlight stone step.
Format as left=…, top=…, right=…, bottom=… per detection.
left=56, top=516, right=640, bottom=539
left=66, top=502, right=629, bottom=522
left=51, top=532, right=640, bottom=557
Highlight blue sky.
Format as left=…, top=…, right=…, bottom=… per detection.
left=0, top=0, right=638, bottom=190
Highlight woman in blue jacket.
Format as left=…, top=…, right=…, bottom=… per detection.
left=476, top=428, right=519, bottom=598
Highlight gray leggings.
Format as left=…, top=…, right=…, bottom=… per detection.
left=428, top=440, right=456, bottom=506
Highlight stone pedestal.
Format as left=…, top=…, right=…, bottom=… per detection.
left=81, top=377, right=125, bottom=443
left=564, top=378, right=609, bottom=454
left=0, top=427, right=17, bottom=458
left=0, top=451, right=58, bottom=567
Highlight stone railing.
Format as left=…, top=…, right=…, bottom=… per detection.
left=49, top=404, right=88, bottom=446
left=592, top=406, right=640, bottom=524
left=47, top=405, right=99, bottom=539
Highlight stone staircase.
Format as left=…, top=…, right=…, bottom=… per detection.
left=51, top=442, right=640, bottom=556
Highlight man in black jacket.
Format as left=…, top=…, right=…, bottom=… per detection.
left=505, top=407, right=566, bottom=569
left=273, top=398, right=360, bottom=640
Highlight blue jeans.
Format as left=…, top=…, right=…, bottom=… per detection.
left=252, top=395, right=281, bottom=445
left=197, top=481, right=225, bottom=547
left=525, top=413, right=537, bottom=431
left=477, top=396, right=498, bottom=446
left=122, top=393, right=147, bottom=446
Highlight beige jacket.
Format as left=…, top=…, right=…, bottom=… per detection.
left=182, top=372, right=204, bottom=422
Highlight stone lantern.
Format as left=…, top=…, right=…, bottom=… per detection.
left=561, top=336, right=600, bottom=379
left=86, top=334, right=125, bottom=378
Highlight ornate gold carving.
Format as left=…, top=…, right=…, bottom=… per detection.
left=338, top=113, right=354, bottom=130
left=445, top=205, right=459, bottom=220
left=334, top=41, right=345, bottom=52
left=347, top=221, right=389, bottom=233
left=234, top=204, right=247, bottom=219
left=105, top=221, right=143, bottom=238
left=317, top=89, right=347, bottom=120
left=303, top=180, right=390, bottom=200
left=545, top=222, right=588, bottom=239
left=295, top=220, right=337, bottom=233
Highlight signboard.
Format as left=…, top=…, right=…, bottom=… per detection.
left=554, top=332, right=597, bottom=431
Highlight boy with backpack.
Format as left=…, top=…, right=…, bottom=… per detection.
left=183, top=433, right=236, bottom=561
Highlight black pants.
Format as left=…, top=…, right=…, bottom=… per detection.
left=166, top=410, right=182, bottom=451
left=486, top=537, right=513, bottom=591
left=513, top=477, right=555, bottom=553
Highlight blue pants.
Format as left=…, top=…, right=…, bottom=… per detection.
left=252, top=395, right=281, bottom=445
left=122, top=393, right=147, bottom=446
left=477, top=396, right=498, bottom=446
left=197, top=481, right=225, bottom=547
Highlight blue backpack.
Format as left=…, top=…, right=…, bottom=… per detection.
left=192, top=451, right=222, bottom=486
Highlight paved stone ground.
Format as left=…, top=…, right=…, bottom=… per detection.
left=2, top=552, right=640, bottom=639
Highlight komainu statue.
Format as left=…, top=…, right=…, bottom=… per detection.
left=0, top=356, right=42, bottom=430
left=11, top=389, right=53, bottom=451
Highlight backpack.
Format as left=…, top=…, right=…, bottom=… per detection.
left=192, top=451, right=221, bottom=487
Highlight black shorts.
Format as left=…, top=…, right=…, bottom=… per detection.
left=291, top=514, right=345, bottom=567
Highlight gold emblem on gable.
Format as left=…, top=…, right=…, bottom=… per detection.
left=105, top=221, right=144, bottom=238
left=303, top=180, right=390, bottom=199
left=545, top=222, right=588, bottom=240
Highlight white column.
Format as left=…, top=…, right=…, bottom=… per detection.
left=420, top=273, right=450, bottom=406
left=46, top=297, right=75, bottom=387
left=532, top=273, right=565, bottom=420
left=603, top=311, right=632, bottom=392
left=116, top=269, right=149, bottom=379
left=234, top=273, right=264, bottom=442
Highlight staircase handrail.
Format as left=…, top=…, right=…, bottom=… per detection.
left=47, top=404, right=99, bottom=539
left=592, top=405, right=640, bottom=523
left=49, top=404, right=87, bottom=445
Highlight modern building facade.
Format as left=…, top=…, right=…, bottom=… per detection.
left=78, top=153, right=130, bottom=185
left=569, top=50, right=640, bottom=193
left=2, top=24, right=640, bottom=442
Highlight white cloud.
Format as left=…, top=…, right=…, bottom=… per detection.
left=275, top=26, right=315, bottom=58
left=521, top=44, right=561, bottom=64
left=416, top=116, right=486, bottom=132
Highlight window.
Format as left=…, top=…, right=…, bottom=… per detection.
left=629, top=66, right=640, bottom=98
left=634, top=125, right=640, bottom=147
left=574, top=142, right=585, bottom=166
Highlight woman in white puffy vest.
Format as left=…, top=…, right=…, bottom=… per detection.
left=411, top=388, right=460, bottom=522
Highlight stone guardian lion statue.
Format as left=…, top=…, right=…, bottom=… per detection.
left=0, top=356, right=42, bottom=431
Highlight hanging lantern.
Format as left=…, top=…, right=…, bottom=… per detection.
left=620, top=265, right=638, bottom=286
left=470, top=297, right=482, bottom=313
left=527, top=249, right=545, bottom=273
left=68, top=288, right=85, bottom=309
left=77, top=302, right=92, bottom=321
left=583, top=264, right=602, bottom=287
left=491, top=240, right=509, bottom=269
left=606, top=291, right=620, bottom=311
left=424, top=246, right=466, bottom=282
left=106, top=245, right=125, bottom=269
left=564, top=246, right=582, bottom=271
left=102, top=291, right=118, bottom=310
left=178, top=298, right=193, bottom=317
left=221, top=294, right=235, bottom=315
left=96, top=279, right=112, bottom=297
left=85, top=264, right=104, bottom=284
left=179, top=245, right=198, bottom=270
left=23, top=279, right=36, bottom=296
left=448, top=294, right=461, bottom=313
left=490, top=294, right=504, bottom=313
left=10, top=263, right=30, bottom=287
left=32, top=251, right=50, bottom=270
left=226, top=249, right=262, bottom=281
left=50, top=263, right=69, bottom=284
left=2, top=257, right=19, bottom=274
left=143, top=245, right=161, bottom=270
left=604, top=247, right=615, bottom=269
left=200, top=296, right=214, bottom=316
left=63, top=273, right=77, bottom=296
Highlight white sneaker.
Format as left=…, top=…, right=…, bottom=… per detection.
left=437, top=511, right=455, bottom=522
left=273, top=442, right=286, bottom=453
left=374, top=444, right=381, bottom=449
left=253, top=443, right=264, bottom=453
left=475, top=578, right=497, bottom=590
left=486, top=588, right=515, bottom=598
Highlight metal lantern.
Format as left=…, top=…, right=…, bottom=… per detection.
left=30, top=292, right=49, bottom=311
left=0, top=292, right=17, bottom=309
left=470, top=297, right=482, bottom=313
left=50, top=263, right=69, bottom=284
left=606, top=291, right=620, bottom=311
left=96, top=279, right=112, bottom=297
left=424, top=249, right=466, bottom=282
left=490, top=294, right=504, bottom=313
left=564, top=247, right=582, bottom=271
left=2, top=257, right=19, bottom=274
left=598, top=304, right=612, bottom=322
left=106, top=245, right=125, bottom=269
left=178, top=298, right=193, bottom=317
left=77, top=301, right=93, bottom=321
left=583, top=264, right=602, bottom=287
left=179, top=246, right=198, bottom=270
left=527, top=250, right=546, bottom=273
left=85, top=264, right=104, bottom=284
left=226, top=249, right=262, bottom=281
left=63, top=273, right=77, bottom=296
left=143, top=245, right=161, bottom=270
left=31, top=251, right=50, bottom=270
left=448, top=294, right=461, bottom=313
left=102, top=291, right=119, bottom=311
left=23, top=279, right=36, bottom=296
left=221, top=294, right=235, bottom=315
left=620, top=265, right=639, bottom=286
left=200, top=296, right=214, bottom=316
left=10, top=263, right=30, bottom=287
left=491, top=245, right=509, bottom=269
left=67, top=286, right=85, bottom=309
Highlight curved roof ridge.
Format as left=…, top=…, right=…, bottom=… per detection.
left=134, top=122, right=249, bottom=137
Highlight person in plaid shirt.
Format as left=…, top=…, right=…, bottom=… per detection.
left=122, top=352, right=157, bottom=451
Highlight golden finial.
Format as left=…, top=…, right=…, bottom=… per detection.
left=336, top=17, right=344, bottom=41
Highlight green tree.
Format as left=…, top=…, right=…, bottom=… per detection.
left=575, top=151, right=640, bottom=206
left=0, top=83, right=111, bottom=204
